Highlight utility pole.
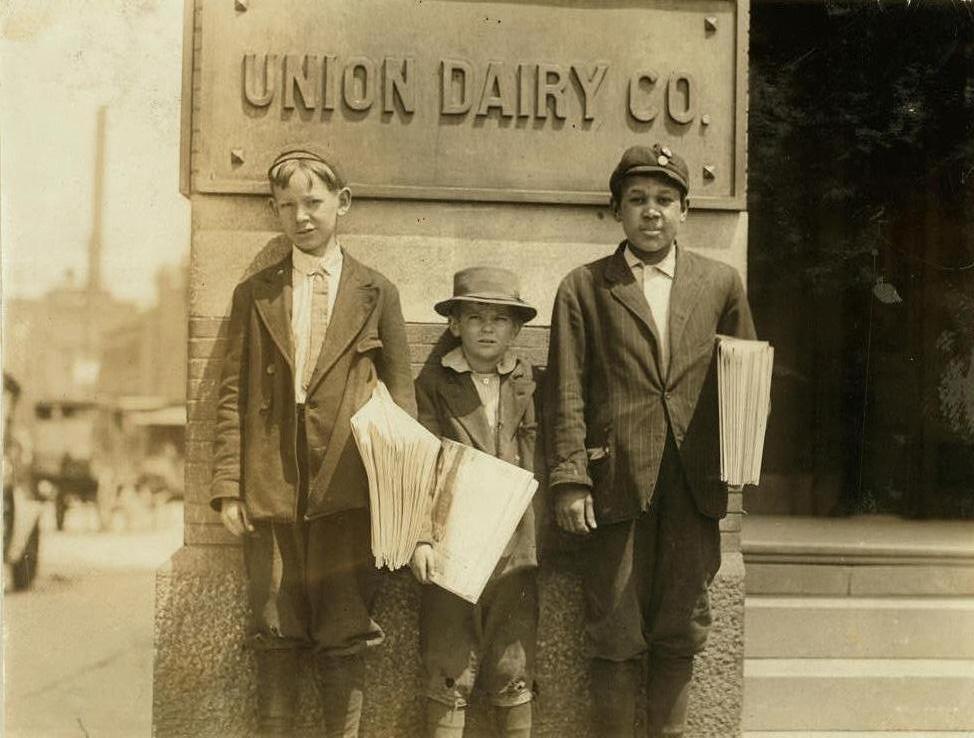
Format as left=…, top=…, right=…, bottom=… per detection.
left=78, top=106, right=108, bottom=393
left=88, top=106, right=106, bottom=295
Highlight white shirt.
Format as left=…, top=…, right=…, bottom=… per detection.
left=291, top=244, right=343, bottom=404
left=624, top=244, right=676, bottom=375
left=441, top=345, right=518, bottom=431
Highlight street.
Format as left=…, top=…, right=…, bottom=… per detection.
left=3, top=496, right=182, bottom=737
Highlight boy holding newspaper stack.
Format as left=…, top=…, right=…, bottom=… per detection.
left=210, top=145, right=415, bottom=737
left=545, top=144, right=756, bottom=737
left=410, top=267, right=543, bottom=738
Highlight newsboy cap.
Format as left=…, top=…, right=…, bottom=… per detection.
left=610, top=143, right=690, bottom=199
left=267, top=144, right=346, bottom=187
left=434, top=266, right=537, bottom=322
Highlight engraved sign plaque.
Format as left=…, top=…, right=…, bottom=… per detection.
left=196, top=0, right=747, bottom=208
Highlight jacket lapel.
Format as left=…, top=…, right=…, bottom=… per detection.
left=499, top=362, right=535, bottom=443
left=253, top=255, right=294, bottom=370
left=305, top=252, right=378, bottom=394
left=604, top=243, right=664, bottom=377
left=666, top=246, right=707, bottom=376
left=440, top=370, right=495, bottom=453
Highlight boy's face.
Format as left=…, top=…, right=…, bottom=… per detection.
left=449, top=303, right=521, bottom=372
left=269, top=173, right=351, bottom=257
left=613, top=174, right=687, bottom=257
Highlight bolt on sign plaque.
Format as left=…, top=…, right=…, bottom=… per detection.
left=194, top=0, right=748, bottom=208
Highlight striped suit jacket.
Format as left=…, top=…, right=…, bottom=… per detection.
left=544, top=242, right=756, bottom=522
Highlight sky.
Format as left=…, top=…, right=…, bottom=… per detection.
left=1, top=0, right=189, bottom=307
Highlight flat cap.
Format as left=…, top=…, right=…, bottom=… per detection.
left=610, top=143, right=689, bottom=198
left=267, top=144, right=346, bottom=186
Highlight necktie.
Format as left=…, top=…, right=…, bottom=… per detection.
left=302, top=269, right=330, bottom=390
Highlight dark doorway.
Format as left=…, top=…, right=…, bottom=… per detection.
left=748, top=1, right=974, bottom=518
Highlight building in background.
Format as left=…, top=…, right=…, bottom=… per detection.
left=3, top=275, right=134, bottom=408
left=4, top=106, right=188, bottom=418
left=97, top=262, right=188, bottom=406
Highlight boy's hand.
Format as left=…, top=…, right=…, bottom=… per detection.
left=219, top=499, right=255, bottom=537
left=555, top=484, right=598, bottom=535
left=410, top=543, right=437, bottom=584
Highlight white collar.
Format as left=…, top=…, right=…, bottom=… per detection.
left=441, top=345, right=518, bottom=376
left=291, top=243, right=342, bottom=276
left=624, top=243, right=676, bottom=279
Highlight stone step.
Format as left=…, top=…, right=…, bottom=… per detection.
left=742, top=515, right=974, bottom=562
left=744, top=733, right=974, bottom=737
left=745, top=595, right=974, bottom=659
left=743, top=515, right=974, bottom=596
left=743, top=658, right=974, bottom=732
left=746, top=561, right=974, bottom=596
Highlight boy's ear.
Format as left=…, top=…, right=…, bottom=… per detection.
left=680, top=197, right=689, bottom=222
left=610, top=198, right=622, bottom=222
left=268, top=196, right=280, bottom=219
left=448, top=315, right=461, bottom=338
left=337, top=187, right=352, bottom=216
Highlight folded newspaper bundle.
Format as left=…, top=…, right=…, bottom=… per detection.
left=716, top=336, right=774, bottom=487
left=350, top=381, right=538, bottom=604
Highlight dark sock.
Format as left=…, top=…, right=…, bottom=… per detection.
left=315, top=653, right=365, bottom=738
left=254, top=649, right=299, bottom=738
left=590, top=658, right=643, bottom=738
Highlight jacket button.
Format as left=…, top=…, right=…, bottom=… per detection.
left=665, top=392, right=672, bottom=400
left=266, top=365, right=275, bottom=375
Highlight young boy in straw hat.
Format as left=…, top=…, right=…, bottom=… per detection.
left=410, top=266, right=544, bottom=738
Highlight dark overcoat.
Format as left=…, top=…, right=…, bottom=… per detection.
left=414, top=353, right=544, bottom=576
left=545, top=242, right=756, bottom=522
left=210, top=247, right=416, bottom=522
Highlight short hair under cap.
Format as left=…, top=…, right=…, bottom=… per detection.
left=610, top=143, right=690, bottom=201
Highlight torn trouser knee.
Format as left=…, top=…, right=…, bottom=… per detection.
left=421, top=571, right=538, bottom=709
left=489, top=676, right=534, bottom=707
left=425, top=672, right=476, bottom=709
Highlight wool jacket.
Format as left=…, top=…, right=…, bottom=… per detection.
left=414, top=350, right=544, bottom=577
left=545, top=242, right=756, bottom=522
left=210, top=246, right=416, bottom=522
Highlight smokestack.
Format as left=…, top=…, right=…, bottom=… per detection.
left=88, top=105, right=106, bottom=294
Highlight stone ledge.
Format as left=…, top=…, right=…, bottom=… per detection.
left=742, top=515, right=974, bottom=597
left=154, top=547, right=744, bottom=737
left=742, top=515, right=974, bottom=563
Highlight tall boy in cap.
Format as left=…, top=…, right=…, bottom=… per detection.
left=410, top=266, right=543, bottom=738
left=544, top=144, right=756, bottom=736
left=210, top=145, right=416, bottom=737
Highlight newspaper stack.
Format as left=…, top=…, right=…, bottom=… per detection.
left=350, top=381, right=442, bottom=570
left=427, top=438, right=538, bottom=603
left=717, top=336, right=774, bottom=487
left=350, top=382, right=538, bottom=604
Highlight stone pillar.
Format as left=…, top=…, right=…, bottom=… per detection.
left=688, top=498, right=746, bottom=736
left=154, top=1, right=749, bottom=734
left=155, top=304, right=746, bottom=736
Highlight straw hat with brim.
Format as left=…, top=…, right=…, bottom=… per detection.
left=434, top=266, right=537, bottom=322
